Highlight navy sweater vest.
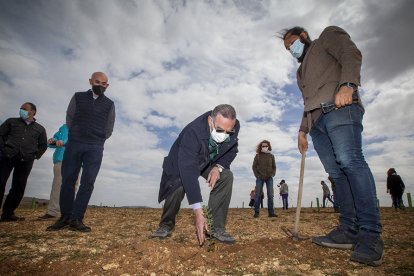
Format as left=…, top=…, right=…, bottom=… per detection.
left=69, top=91, right=113, bottom=145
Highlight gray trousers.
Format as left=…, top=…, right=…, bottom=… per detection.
left=159, top=165, right=233, bottom=230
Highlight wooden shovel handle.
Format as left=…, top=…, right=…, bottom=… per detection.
left=293, top=152, right=306, bottom=235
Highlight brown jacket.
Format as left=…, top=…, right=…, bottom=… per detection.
left=297, top=26, right=362, bottom=133
left=252, top=152, right=276, bottom=180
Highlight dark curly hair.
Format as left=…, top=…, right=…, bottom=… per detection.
left=387, top=168, right=396, bottom=176
left=256, top=140, right=272, bottom=154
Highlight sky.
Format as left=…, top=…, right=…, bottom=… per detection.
left=1, top=0, right=413, bottom=209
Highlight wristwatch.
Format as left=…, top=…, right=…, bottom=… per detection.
left=340, top=82, right=357, bottom=90
left=215, top=164, right=224, bottom=173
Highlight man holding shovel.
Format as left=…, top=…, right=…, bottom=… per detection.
left=281, top=26, right=383, bottom=266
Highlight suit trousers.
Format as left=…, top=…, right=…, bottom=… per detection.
left=159, top=165, right=233, bottom=230
left=0, top=155, right=34, bottom=216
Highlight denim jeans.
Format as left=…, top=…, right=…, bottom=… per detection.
left=254, top=177, right=275, bottom=215
left=281, top=193, right=288, bottom=209
left=310, top=104, right=382, bottom=233
left=60, top=141, right=103, bottom=220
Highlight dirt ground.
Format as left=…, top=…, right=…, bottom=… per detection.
left=0, top=207, right=413, bottom=276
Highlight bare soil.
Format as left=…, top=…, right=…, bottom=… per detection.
left=0, top=207, right=413, bottom=275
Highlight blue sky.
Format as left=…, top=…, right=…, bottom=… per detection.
left=1, top=0, right=413, bottom=208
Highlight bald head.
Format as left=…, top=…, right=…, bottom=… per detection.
left=89, top=72, right=109, bottom=94
left=91, top=72, right=108, bottom=80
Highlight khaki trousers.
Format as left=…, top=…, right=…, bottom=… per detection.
left=47, top=162, right=79, bottom=216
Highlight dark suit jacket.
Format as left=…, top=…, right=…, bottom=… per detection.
left=297, top=26, right=362, bottom=132
left=158, top=111, right=240, bottom=205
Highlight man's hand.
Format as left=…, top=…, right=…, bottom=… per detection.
left=335, top=86, right=354, bottom=108
left=193, top=208, right=208, bottom=246
left=56, top=140, right=64, bottom=147
left=207, top=167, right=220, bottom=188
left=298, top=131, right=308, bottom=154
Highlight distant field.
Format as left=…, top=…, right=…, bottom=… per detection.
left=0, top=207, right=413, bottom=275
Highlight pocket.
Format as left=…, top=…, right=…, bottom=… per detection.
left=349, top=104, right=363, bottom=123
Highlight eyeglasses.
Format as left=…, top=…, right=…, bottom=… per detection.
left=215, top=127, right=235, bottom=135
left=212, top=121, right=235, bottom=135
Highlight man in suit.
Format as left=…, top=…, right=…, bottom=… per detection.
left=281, top=26, right=383, bottom=266
left=0, top=102, right=47, bottom=221
left=47, top=72, right=115, bottom=232
left=151, top=104, right=239, bottom=245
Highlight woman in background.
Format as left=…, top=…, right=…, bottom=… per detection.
left=387, top=168, right=405, bottom=210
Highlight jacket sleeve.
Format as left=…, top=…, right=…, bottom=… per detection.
left=35, top=126, right=48, bottom=159
left=66, top=95, right=76, bottom=129
left=299, top=112, right=309, bottom=134
left=177, top=128, right=203, bottom=205
left=48, top=128, right=59, bottom=149
left=386, top=176, right=391, bottom=191
left=320, top=26, right=362, bottom=86
left=252, top=154, right=260, bottom=179
left=272, top=154, right=276, bottom=177
left=61, top=124, right=69, bottom=145
left=0, top=119, right=11, bottom=151
left=399, top=176, right=405, bottom=190
left=105, top=103, right=115, bottom=139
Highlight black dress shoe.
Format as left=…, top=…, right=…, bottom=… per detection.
left=69, top=219, right=91, bottom=232
left=46, top=216, right=71, bottom=231
left=268, top=214, right=278, bottom=217
left=38, top=214, right=56, bottom=220
left=1, top=214, right=25, bottom=222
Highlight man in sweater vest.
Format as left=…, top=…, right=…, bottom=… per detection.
left=47, top=72, right=115, bottom=232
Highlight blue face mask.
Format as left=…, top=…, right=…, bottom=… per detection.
left=19, top=109, right=29, bottom=120
left=289, top=39, right=305, bottom=59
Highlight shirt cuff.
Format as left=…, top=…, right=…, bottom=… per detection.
left=191, top=202, right=202, bottom=210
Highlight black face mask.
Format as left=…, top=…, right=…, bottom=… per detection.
left=92, top=85, right=106, bottom=96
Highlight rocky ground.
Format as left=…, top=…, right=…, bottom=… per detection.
left=0, top=207, right=413, bottom=275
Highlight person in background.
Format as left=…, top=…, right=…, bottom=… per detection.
left=38, top=124, right=79, bottom=220
left=47, top=72, right=115, bottom=232
left=328, top=176, right=339, bottom=212
left=386, top=168, right=405, bottom=210
left=279, top=179, right=289, bottom=210
left=281, top=25, right=383, bottom=265
left=260, top=190, right=264, bottom=208
left=252, top=140, right=277, bottom=218
left=249, top=187, right=256, bottom=208
left=151, top=104, right=240, bottom=245
left=0, top=102, right=47, bottom=221
left=321, top=180, right=335, bottom=208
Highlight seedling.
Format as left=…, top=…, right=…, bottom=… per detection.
left=202, top=205, right=216, bottom=251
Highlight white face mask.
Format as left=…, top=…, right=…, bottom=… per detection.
left=289, top=38, right=305, bottom=59
left=211, top=128, right=229, bottom=143
left=261, top=147, right=269, bottom=153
